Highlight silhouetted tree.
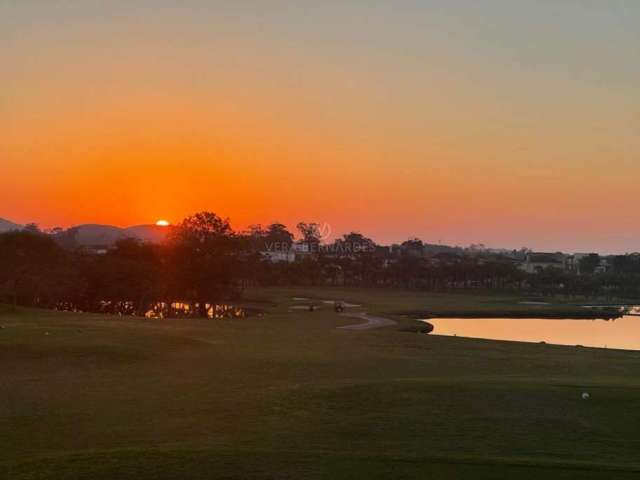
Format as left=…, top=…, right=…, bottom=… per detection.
left=0, top=231, right=77, bottom=308
left=165, top=212, right=240, bottom=314
left=85, top=238, right=161, bottom=315
left=296, top=222, right=321, bottom=253
left=579, top=254, right=601, bottom=275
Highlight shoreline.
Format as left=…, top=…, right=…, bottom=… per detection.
left=405, top=310, right=623, bottom=320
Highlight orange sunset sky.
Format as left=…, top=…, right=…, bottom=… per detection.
left=2, top=1, right=639, bottom=252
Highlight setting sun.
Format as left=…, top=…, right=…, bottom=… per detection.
left=155, top=220, right=170, bottom=227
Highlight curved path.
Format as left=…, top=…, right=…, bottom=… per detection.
left=338, top=312, right=397, bottom=330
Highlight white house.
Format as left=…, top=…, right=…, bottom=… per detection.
left=520, top=252, right=568, bottom=274
left=261, top=250, right=296, bottom=263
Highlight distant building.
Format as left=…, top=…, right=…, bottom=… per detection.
left=571, top=253, right=612, bottom=275
left=84, top=245, right=109, bottom=255
left=521, top=252, right=568, bottom=274
left=595, top=258, right=612, bottom=274
left=261, top=250, right=295, bottom=263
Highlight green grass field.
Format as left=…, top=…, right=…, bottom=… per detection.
left=2, top=288, right=640, bottom=479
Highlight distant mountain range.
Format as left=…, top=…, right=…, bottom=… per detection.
left=71, top=224, right=170, bottom=245
left=0, top=218, right=169, bottom=246
left=0, top=217, right=23, bottom=233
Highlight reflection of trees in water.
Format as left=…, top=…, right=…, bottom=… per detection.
left=55, top=300, right=246, bottom=319
left=144, top=302, right=245, bottom=319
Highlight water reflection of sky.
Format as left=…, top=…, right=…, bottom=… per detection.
left=427, top=315, right=640, bottom=351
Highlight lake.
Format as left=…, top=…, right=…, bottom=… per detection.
left=426, top=314, right=640, bottom=351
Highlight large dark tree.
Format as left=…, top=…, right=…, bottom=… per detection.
left=296, top=222, right=322, bottom=253
left=165, top=212, right=240, bottom=315
left=85, top=238, right=161, bottom=315
left=579, top=254, right=601, bottom=275
left=0, top=231, right=79, bottom=308
left=244, top=223, right=294, bottom=253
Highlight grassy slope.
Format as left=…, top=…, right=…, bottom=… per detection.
left=1, top=290, right=640, bottom=479
left=246, top=286, right=618, bottom=319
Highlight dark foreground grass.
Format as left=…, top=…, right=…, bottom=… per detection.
left=2, top=288, right=640, bottom=478
left=4, top=448, right=640, bottom=480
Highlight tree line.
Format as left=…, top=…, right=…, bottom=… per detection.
left=2, top=211, right=640, bottom=315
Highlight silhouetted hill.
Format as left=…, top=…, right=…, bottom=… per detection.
left=72, top=224, right=125, bottom=246
left=123, top=224, right=170, bottom=243
left=0, top=217, right=22, bottom=233
left=65, top=223, right=170, bottom=246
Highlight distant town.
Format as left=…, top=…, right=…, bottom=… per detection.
left=1, top=215, right=633, bottom=295
left=0, top=215, right=623, bottom=276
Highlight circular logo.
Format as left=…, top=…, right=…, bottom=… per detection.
left=318, top=222, right=332, bottom=241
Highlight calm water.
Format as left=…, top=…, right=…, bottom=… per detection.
left=427, top=315, right=640, bottom=351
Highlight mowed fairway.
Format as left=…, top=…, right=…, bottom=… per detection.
left=2, top=288, right=640, bottom=479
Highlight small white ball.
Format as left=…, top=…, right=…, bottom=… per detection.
left=581, top=392, right=590, bottom=400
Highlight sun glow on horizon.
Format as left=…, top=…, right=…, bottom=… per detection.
left=3, top=1, right=640, bottom=252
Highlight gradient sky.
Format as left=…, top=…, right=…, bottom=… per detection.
left=2, top=1, right=639, bottom=252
